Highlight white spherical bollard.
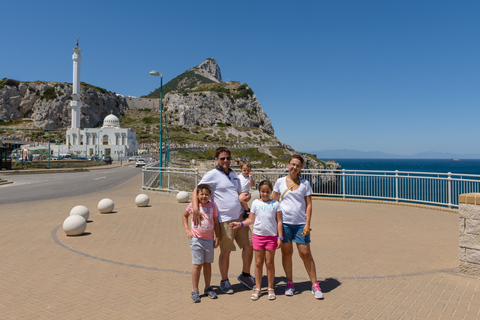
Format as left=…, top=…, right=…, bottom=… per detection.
left=70, top=205, right=90, bottom=221
left=135, top=194, right=150, bottom=207
left=176, top=191, right=190, bottom=203
left=98, top=198, right=114, bottom=213
left=249, top=190, right=260, bottom=205
left=63, top=215, right=87, bottom=236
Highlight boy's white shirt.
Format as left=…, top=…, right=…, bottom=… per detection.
left=238, top=174, right=251, bottom=193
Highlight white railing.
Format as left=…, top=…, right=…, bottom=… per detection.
left=142, top=166, right=480, bottom=209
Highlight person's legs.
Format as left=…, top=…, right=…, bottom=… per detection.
left=250, top=249, right=263, bottom=300
left=281, top=241, right=294, bottom=281
left=192, top=264, right=202, bottom=291
left=296, top=243, right=317, bottom=285
left=219, top=250, right=231, bottom=280
left=254, top=249, right=264, bottom=289
left=218, top=220, right=236, bottom=282
left=297, top=242, right=324, bottom=299
left=242, top=245, right=253, bottom=274
left=203, top=263, right=211, bottom=289
left=236, top=220, right=255, bottom=289
left=265, top=249, right=276, bottom=289
left=281, top=241, right=295, bottom=296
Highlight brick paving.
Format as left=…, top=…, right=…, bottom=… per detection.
left=1, top=172, right=480, bottom=319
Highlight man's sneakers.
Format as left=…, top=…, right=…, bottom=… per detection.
left=285, top=280, right=295, bottom=296
left=220, top=275, right=254, bottom=294
left=220, top=279, right=234, bottom=294
left=312, top=282, right=324, bottom=299
left=237, top=274, right=255, bottom=290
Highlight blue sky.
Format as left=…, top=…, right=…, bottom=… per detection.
left=1, top=0, right=479, bottom=156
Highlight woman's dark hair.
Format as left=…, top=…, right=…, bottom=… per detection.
left=289, top=154, right=305, bottom=167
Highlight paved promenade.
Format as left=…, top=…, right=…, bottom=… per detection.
left=1, top=172, right=480, bottom=319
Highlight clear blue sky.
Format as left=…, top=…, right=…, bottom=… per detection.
left=2, top=0, right=479, bottom=155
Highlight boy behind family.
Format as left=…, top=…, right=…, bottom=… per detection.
left=182, top=184, right=220, bottom=303
left=238, top=161, right=255, bottom=215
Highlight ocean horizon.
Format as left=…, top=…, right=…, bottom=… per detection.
left=333, top=158, right=480, bottom=175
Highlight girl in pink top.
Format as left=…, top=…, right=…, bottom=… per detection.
left=182, top=184, right=220, bottom=303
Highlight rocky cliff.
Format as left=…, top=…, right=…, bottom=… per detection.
left=146, top=58, right=222, bottom=98
left=0, top=79, right=128, bottom=129
left=133, top=59, right=274, bottom=133
left=164, top=82, right=274, bottom=133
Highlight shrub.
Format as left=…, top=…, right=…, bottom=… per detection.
left=80, top=82, right=108, bottom=94
left=0, top=78, right=20, bottom=90
left=41, top=87, right=57, bottom=100
left=142, top=116, right=155, bottom=124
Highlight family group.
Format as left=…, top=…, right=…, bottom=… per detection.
left=181, top=147, right=323, bottom=303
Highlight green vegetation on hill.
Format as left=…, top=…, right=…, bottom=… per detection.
left=80, top=82, right=110, bottom=94
left=0, top=78, right=111, bottom=95
left=0, top=78, right=20, bottom=90
left=145, top=70, right=215, bottom=98
left=121, top=109, right=276, bottom=147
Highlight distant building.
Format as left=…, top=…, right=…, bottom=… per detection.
left=66, top=113, right=137, bottom=158
left=64, top=39, right=137, bottom=158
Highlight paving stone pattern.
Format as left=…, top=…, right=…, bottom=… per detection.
left=1, top=174, right=480, bottom=319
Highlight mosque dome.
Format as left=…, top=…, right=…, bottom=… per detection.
left=102, top=114, right=120, bottom=128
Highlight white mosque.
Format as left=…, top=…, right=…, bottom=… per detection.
left=66, top=113, right=137, bottom=159
left=64, top=39, right=137, bottom=159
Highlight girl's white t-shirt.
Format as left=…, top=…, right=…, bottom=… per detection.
left=273, top=177, right=312, bottom=225
left=250, top=199, right=281, bottom=237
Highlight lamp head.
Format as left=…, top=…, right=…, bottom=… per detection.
left=149, top=70, right=162, bottom=77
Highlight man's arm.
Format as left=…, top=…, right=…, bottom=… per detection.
left=182, top=210, right=193, bottom=239
left=191, top=186, right=201, bottom=226
left=271, top=191, right=280, bottom=201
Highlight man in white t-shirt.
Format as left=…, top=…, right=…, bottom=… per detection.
left=191, top=147, right=254, bottom=294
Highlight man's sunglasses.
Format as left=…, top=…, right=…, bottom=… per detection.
left=219, top=157, right=231, bottom=160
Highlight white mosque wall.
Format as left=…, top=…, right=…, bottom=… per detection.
left=66, top=127, right=137, bottom=158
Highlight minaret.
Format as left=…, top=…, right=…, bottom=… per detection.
left=70, top=37, right=82, bottom=129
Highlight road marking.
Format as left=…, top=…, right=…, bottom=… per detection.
left=93, top=177, right=106, bottom=180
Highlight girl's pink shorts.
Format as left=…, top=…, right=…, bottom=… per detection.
left=252, top=234, right=277, bottom=251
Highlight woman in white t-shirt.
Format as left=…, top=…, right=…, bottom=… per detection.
left=272, top=155, right=324, bottom=300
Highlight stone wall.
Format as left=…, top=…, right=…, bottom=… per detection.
left=125, top=97, right=159, bottom=110
left=459, top=193, right=480, bottom=276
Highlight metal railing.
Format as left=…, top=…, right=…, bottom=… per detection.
left=142, top=166, right=480, bottom=209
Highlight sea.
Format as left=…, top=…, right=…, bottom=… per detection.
left=334, top=159, right=480, bottom=176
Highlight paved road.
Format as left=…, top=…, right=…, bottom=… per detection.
left=0, top=165, right=142, bottom=204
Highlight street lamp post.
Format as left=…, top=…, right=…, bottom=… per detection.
left=150, top=70, right=163, bottom=189
left=48, top=120, right=53, bottom=167
left=85, top=129, right=88, bottom=159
